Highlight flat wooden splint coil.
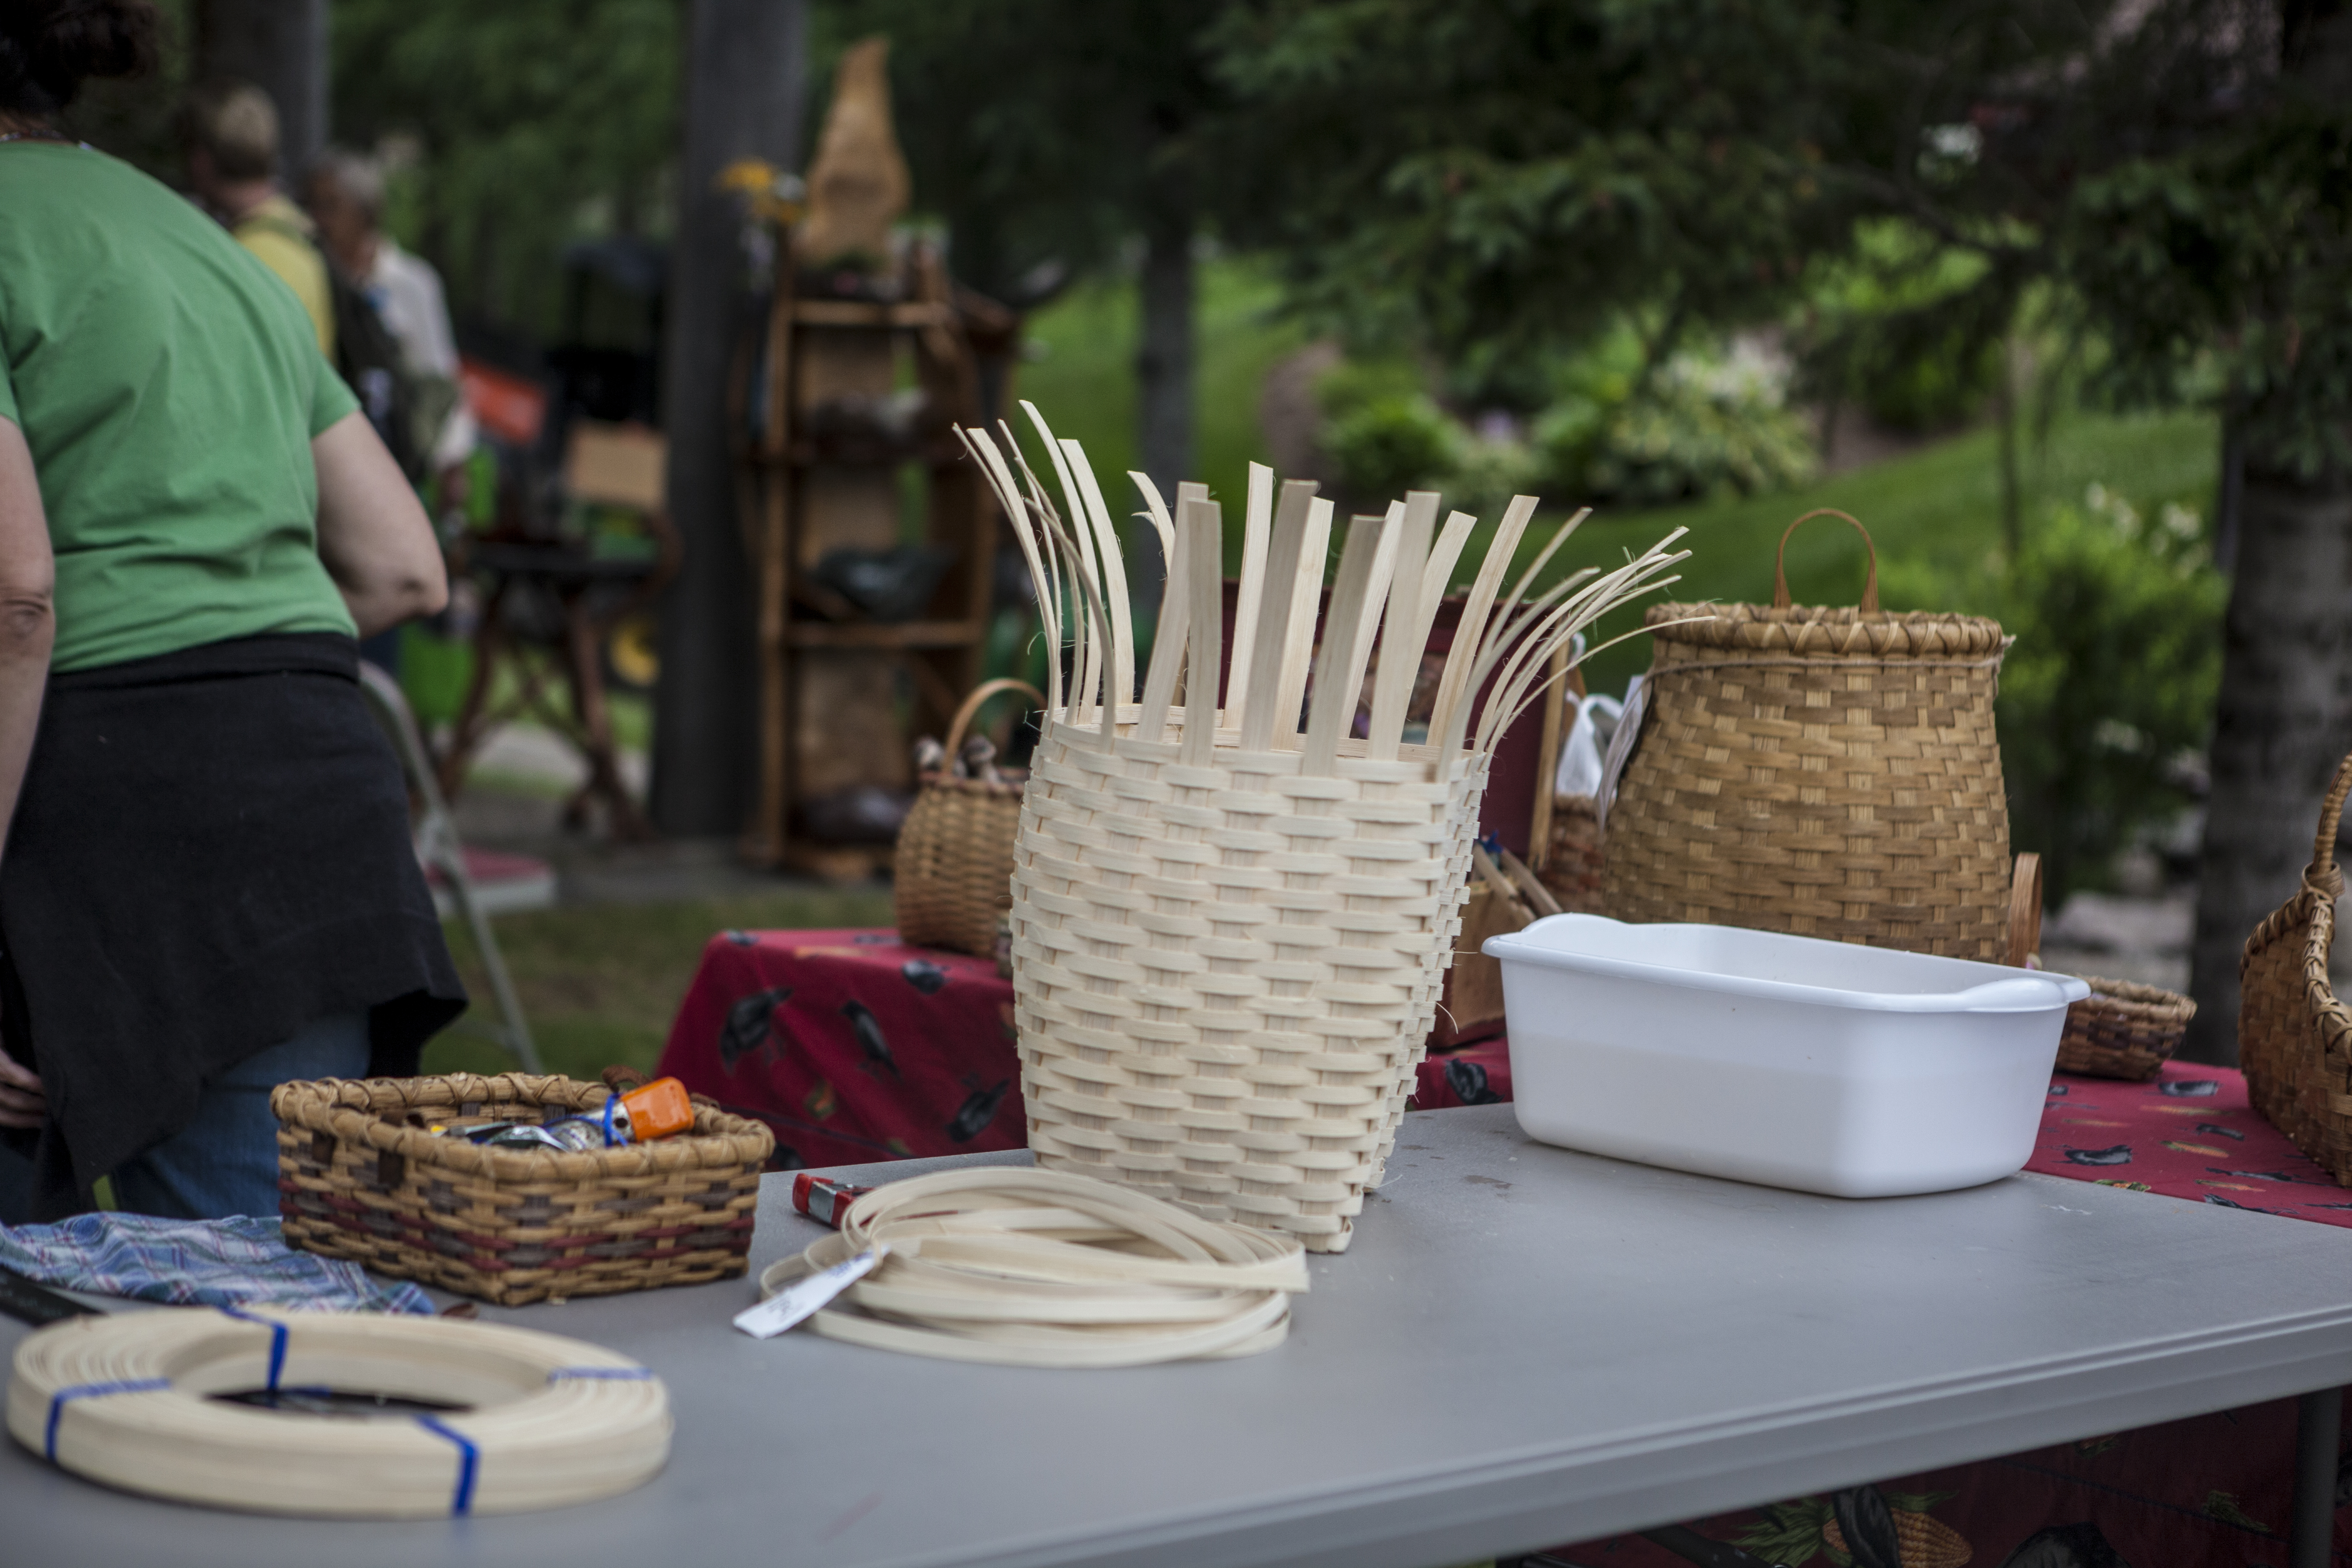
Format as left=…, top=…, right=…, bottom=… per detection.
left=760, top=1166, right=1309, bottom=1367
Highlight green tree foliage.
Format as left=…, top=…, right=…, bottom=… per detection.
left=1209, top=0, right=2352, bottom=480
left=331, top=0, right=681, bottom=336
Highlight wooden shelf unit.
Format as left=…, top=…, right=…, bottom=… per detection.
left=737, top=242, right=1016, bottom=873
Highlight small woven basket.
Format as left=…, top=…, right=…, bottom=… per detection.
left=273, top=1071, right=775, bottom=1305
left=1603, top=511, right=2014, bottom=959
left=2056, top=977, right=2195, bottom=1080
left=895, top=678, right=1044, bottom=956
left=1011, top=713, right=1489, bottom=1254
left=2240, top=752, right=2352, bottom=1185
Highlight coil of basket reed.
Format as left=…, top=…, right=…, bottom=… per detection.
left=959, top=405, right=1687, bottom=1251
left=8, top=1307, right=670, bottom=1517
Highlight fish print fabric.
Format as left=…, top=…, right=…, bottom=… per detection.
left=2026, top=1062, right=2352, bottom=1226
left=657, top=929, right=1024, bottom=1171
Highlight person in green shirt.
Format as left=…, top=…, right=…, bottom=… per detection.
left=0, top=2, right=467, bottom=1221
left=181, top=77, right=336, bottom=359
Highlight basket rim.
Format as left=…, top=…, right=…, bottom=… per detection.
left=2071, top=974, right=2197, bottom=1021
left=913, top=770, right=1028, bottom=799
left=1644, top=601, right=2005, bottom=657
left=271, top=1073, right=774, bottom=1176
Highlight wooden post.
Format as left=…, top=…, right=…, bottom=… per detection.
left=196, top=0, right=328, bottom=178
left=650, top=0, right=808, bottom=839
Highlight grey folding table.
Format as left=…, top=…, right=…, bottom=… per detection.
left=2, top=1102, right=2347, bottom=1568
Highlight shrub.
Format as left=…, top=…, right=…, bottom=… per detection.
left=1881, top=485, right=2225, bottom=900
left=1315, top=359, right=1463, bottom=500
left=1530, top=335, right=1817, bottom=508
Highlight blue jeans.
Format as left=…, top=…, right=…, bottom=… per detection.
left=110, top=1014, right=371, bottom=1221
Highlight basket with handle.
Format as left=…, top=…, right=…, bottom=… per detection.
left=1602, top=509, right=2015, bottom=959
left=2239, top=752, right=2352, bottom=1184
left=895, top=677, right=1046, bottom=955
left=272, top=1068, right=775, bottom=1305
left=963, top=406, right=1687, bottom=1251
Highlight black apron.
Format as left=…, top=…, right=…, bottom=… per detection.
left=0, top=632, right=466, bottom=1217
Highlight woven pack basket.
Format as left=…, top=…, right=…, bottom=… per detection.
left=895, top=678, right=1044, bottom=955
left=273, top=1071, right=775, bottom=1305
left=2056, top=976, right=2196, bottom=1080
left=1012, top=716, right=1490, bottom=1253
left=1603, top=511, right=2014, bottom=959
left=2240, top=752, right=2352, bottom=1185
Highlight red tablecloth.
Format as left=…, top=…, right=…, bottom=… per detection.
left=660, top=929, right=2350, bottom=1566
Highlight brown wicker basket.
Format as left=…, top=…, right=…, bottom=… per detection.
left=272, top=1071, right=775, bottom=1305
left=895, top=678, right=1044, bottom=956
left=1538, top=793, right=1605, bottom=913
left=1602, top=510, right=2014, bottom=959
left=2056, top=976, right=2195, bottom=1080
left=2240, top=751, right=2352, bottom=1185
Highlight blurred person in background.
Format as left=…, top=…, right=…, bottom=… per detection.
left=181, top=75, right=335, bottom=359
left=0, top=0, right=466, bottom=1222
left=308, top=147, right=478, bottom=495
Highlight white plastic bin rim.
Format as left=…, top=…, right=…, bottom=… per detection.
left=1484, top=915, right=2092, bottom=1015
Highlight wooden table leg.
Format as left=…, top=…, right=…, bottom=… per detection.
left=565, top=599, right=654, bottom=841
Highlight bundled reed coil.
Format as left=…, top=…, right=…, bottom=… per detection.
left=8, top=1307, right=670, bottom=1517
left=961, top=406, right=1686, bottom=1251
left=760, top=1166, right=1308, bottom=1367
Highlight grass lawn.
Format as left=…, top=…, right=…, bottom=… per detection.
left=423, top=886, right=892, bottom=1083
left=1485, top=406, right=2220, bottom=701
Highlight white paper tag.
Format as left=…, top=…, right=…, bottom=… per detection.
left=732, top=1244, right=890, bottom=1340
left=1594, top=673, right=1648, bottom=833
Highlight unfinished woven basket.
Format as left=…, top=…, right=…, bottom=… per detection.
left=2240, top=751, right=2352, bottom=1185
left=273, top=1073, right=774, bottom=1305
left=965, top=407, right=1685, bottom=1251
left=1603, top=511, right=2014, bottom=959
left=895, top=678, right=1044, bottom=956
left=2056, top=977, right=2195, bottom=1080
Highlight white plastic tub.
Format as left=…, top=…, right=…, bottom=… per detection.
left=1484, top=915, right=2090, bottom=1197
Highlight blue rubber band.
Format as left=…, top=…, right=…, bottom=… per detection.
left=45, top=1380, right=170, bottom=1463
left=217, top=1305, right=287, bottom=1392
left=415, top=1415, right=479, bottom=1516
left=599, top=1094, right=623, bottom=1146
left=547, top=1366, right=652, bottom=1382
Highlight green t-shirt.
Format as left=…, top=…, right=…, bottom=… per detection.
left=0, top=142, right=360, bottom=673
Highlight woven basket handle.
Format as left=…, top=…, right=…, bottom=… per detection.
left=942, top=678, right=1048, bottom=756
left=2305, top=752, right=2352, bottom=896
left=2006, top=852, right=2043, bottom=968
left=1773, top=508, right=1880, bottom=613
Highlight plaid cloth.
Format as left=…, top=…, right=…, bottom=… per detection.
left=0, top=1212, right=434, bottom=1314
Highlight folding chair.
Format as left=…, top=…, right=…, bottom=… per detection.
left=358, top=661, right=542, bottom=1073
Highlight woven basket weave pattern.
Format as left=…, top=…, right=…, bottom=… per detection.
left=1009, top=714, right=1488, bottom=1253
left=2239, top=755, right=2352, bottom=1185
left=2056, top=976, right=2194, bottom=1081
left=1603, top=602, right=2012, bottom=959
left=273, top=1073, right=774, bottom=1305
